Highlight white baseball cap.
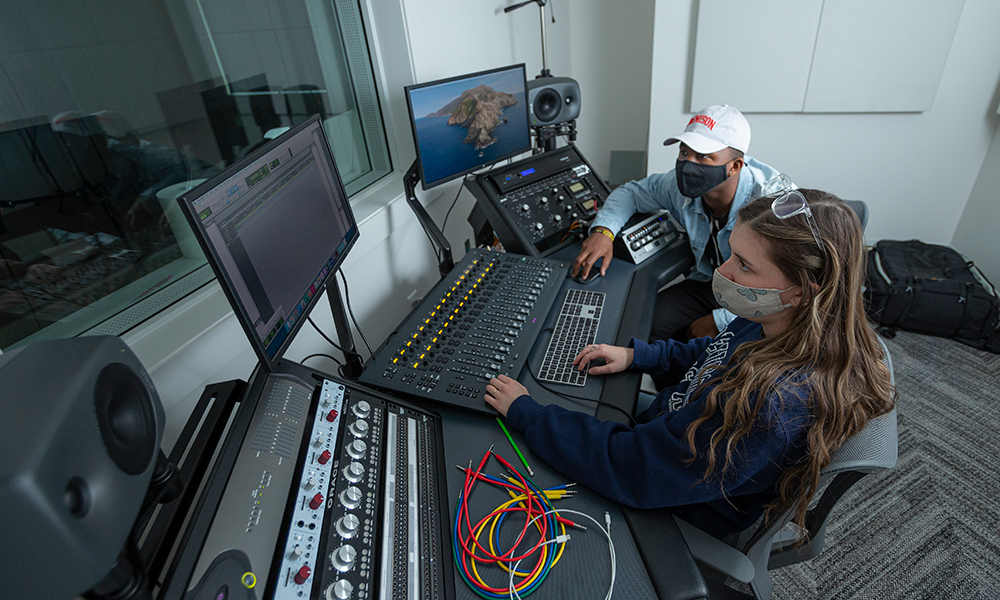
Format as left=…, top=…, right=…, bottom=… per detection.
left=90, top=110, right=138, bottom=139
left=50, top=111, right=87, bottom=136
left=664, top=105, right=751, bottom=155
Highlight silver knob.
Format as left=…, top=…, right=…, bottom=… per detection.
left=331, top=544, right=357, bottom=572
left=290, top=544, right=303, bottom=559
left=349, top=420, right=368, bottom=438
left=534, top=222, right=543, bottom=230
left=336, top=513, right=360, bottom=538
left=326, top=579, right=353, bottom=600
left=520, top=204, right=529, bottom=212
left=343, top=461, right=365, bottom=483
left=303, top=477, right=317, bottom=490
left=340, top=486, right=362, bottom=509
left=553, top=215, right=562, bottom=223
left=540, top=196, right=548, bottom=204
left=312, top=435, right=324, bottom=448
left=347, top=439, right=367, bottom=459
left=352, top=400, right=371, bottom=418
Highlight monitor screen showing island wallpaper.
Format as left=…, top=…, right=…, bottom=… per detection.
left=405, top=64, right=531, bottom=189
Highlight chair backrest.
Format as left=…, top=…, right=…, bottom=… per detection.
left=843, top=199, right=869, bottom=230
left=732, top=337, right=897, bottom=597
left=826, top=335, right=896, bottom=475
left=822, top=408, right=897, bottom=477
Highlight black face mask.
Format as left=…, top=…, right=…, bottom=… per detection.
left=675, top=159, right=731, bottom=198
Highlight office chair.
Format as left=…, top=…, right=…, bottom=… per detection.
left=674, top=338, right=898, bottom=599
left=843, top=199, right=869, bottom=230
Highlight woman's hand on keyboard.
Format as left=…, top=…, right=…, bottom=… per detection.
left=484, top=375, right=529, bottom=417
left=573, top=344, right=633, bottom=376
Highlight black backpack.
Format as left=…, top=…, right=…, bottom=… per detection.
left=865, top=240, right=1000, bottom=353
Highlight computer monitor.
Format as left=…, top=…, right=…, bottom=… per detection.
left=178, top=114, right=358, bottom=370
left=405, top=64, right=531, bottom=190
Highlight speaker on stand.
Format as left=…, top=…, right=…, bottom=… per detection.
left=0, top=336, right=179, bottom=600
left=527, top=76, right=581, bottom=152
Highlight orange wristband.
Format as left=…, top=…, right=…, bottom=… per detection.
left=594, top=227, right=614, bottom=241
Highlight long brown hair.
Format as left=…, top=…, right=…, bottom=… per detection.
left=684, top=189, right=895, bottom=531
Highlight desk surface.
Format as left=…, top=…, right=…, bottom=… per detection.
left=519, top=241, right=693, bottom=424
left=438, top=402, right=658, bottom=598
left=166, top=241, right=707, bottom=600
left=422, top=241, right=705, bottom=600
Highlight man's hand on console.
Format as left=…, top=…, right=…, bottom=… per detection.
left=686, top=315, right=719, bottom=340
left=572, top=230, right=614, bottom=279
left=484, top=374, right=529, bottom=417
left=573, top=343, right=633, bottom=376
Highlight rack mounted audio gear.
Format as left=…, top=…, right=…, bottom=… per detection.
left=155, top=369, right=453, bottom=600
left=464, top=145, right=610, bottom=257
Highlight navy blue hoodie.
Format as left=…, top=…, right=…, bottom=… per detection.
left=506, top=318, right=813, bottom=538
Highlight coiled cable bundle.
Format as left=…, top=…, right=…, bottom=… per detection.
left=453, top=446, right=616, bottom=599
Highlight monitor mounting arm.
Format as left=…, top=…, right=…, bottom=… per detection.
left=405, top=160, right=455, bottom=279
left=326, top=276, right=365, bottom=379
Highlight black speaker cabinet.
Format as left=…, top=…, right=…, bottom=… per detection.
left=527, top=76, right=581, bottom=126
left=0, top=336, right=164, bottom=600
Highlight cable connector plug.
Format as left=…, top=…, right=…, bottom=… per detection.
left=605, top=511, right=612, bottom=534
left=555, top=534, right=571, bottom=544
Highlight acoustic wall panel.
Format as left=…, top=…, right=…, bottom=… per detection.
left=690, top=0, right=966, bottom=113
left=690, top=0, right=823, bottom=113
left=803, top=0, right=965, bottom=112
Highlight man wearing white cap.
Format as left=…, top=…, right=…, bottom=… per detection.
left=572, top=104, right=780, bottom=345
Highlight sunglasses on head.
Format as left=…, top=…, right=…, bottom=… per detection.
left=758, top=174, right=826, bottom=257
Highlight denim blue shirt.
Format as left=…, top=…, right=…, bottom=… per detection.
left=592, top=156, right=781, bottom=330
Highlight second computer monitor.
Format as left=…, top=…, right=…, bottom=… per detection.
left=405, top=64, right=531, bottom=190
left=178, top=115, right=358, bottom=369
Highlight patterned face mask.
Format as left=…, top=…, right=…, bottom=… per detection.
left=712, top=269, right=795, bottom=318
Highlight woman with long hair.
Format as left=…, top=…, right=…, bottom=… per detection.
left=484, top=188, right=896, bottom=537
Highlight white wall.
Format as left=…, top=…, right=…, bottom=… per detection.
left=141, top=0, right=1000, bottom=448
left=648, top=0, right=1000, bottom=245
left=567, top=0, right=656, bottom=178
left=401, top=0, right=657, bottom=179
left=952, top=121, right=1000, bottom=285
left=145, top=0, right=585, bottom=448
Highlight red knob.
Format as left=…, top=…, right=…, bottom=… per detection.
left=318, top=450, right=332, bottom=465
left=294, top=565, right=311, bottom=584
left=326, top=409, right=339, bottom=422
left=309, top=493, right=324, bottom=510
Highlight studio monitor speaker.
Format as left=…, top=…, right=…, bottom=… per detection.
left=526, top=77, right=581, bottom=126
left=0, top=336, right=164, bottom=600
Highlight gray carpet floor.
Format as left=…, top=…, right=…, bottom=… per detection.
left=770, top=330, right=1000, bottom=599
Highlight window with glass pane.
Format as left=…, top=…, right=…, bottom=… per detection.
left=0, top=0, right=390, bottom=351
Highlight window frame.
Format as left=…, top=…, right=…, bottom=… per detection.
left=0, top=0, right=418, bottom=362
left=115, top=0, right=420, bottom=374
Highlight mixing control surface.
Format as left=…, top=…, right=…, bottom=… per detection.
left=361, top=250, right=568, bottom=414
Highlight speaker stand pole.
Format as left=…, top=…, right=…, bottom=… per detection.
left=503, top=0, right=551, bottom=78
left=538, top=0, right=550, bottom=77
left=535, top=125, right=556, bottom=153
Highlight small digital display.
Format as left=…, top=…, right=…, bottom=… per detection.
left=520, top=168, right=536, bottom=176
left=581, top=199, right=596, bottom=211
left=568, top=181, right=586, bottom=194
